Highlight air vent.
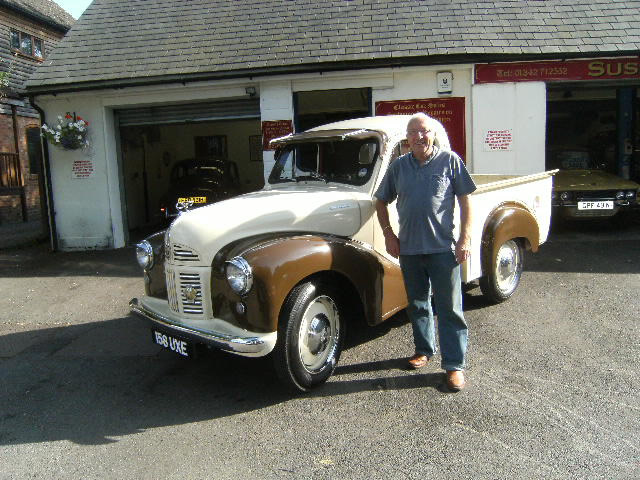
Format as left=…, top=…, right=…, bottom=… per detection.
left=172, top=244, right=200, bottom=262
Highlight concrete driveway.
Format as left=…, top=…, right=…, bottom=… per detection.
left=0, top=218, right=638, bottom=479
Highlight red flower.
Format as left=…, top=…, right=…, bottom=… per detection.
left=77, top=116, right=83, bottom=121
left=65, top=113, right=72, bottom=119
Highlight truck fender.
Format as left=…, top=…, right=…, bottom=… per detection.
left=216, top=234, right=387, bottom=333
left=480, top=202, right=539, bottom=275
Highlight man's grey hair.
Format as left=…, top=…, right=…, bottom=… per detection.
left=406, top=113, right=451, bottom=151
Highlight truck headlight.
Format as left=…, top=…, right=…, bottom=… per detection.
left=136, top=240, right=154, bottom=270
left=225, top=257, right=253, bottom=295
left=626, top=190, right=636, bottom=199
left=560, top=192, right=571, bottom=202
left=616, top=191, right=625, bottom=200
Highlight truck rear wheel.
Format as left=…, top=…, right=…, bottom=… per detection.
left=479, top=239, right=523, bottom=303
left=273, top=281, right=344, bottom=392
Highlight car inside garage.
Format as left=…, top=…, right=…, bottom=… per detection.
left=116, top=99, right=263, bottom=239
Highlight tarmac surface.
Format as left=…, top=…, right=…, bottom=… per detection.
left=0, top=216, right=639, bottom=479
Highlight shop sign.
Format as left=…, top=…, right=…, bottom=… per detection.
left=375, top=97, right=466, bottom=159
left=475, top=57, right=640, bottom=84
left=262, top=120, right=293, bottom=151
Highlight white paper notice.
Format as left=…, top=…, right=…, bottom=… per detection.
left=72, top=159, right=95, bottom=179
left=484, top=129, right=513, bottom=151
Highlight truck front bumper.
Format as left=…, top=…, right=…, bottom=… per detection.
left=130, top=297, right=277, bottom=357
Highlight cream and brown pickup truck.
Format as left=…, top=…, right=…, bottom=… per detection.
left=130, top=115, right=555, bottom=391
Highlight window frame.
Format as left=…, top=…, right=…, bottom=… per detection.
left=9, top=29, right=44, bottom=60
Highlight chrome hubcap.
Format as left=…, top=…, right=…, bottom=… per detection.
left=298, top=296, right=339, bottom=373
left=496, top=240, right=520, bottom=293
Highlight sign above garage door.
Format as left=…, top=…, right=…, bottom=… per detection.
left=116, top=98, right=260, bottom=126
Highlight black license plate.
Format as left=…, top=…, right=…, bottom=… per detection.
left=151, top=329, right=193, bottom=358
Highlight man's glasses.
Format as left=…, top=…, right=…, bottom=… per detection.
left=406, top=129, right=432, bottom=137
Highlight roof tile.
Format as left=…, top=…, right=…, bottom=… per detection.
left=26, top=0, right=640, bottom=90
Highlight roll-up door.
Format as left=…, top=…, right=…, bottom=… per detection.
left=117, top=98, right=260, bottom=126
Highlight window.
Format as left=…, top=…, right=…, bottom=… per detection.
left=9, top=29, right=44, bottom=59
left=26, top=127, right=42, bottom=174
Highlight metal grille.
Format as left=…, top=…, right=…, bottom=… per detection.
left=166, top=269, right=179, bottom=312
left=179, top=273, right=203, bottom=314
left=172, top=244, right=199, bottom=262
left=577, top=190, right=617, bottom=200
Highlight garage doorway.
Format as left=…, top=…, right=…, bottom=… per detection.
left=116, top=99, right=262, bottom=240
left=294, top=88, right=371, bottom=131
left=546, top=85, right=639, bottom=180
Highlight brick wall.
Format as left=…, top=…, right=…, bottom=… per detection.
left=0, top=107, right=43, bottom=224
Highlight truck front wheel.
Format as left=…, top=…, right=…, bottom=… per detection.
left=273, top=281, right=344, bottom=392
left=479, top=239, right=524, bottom=303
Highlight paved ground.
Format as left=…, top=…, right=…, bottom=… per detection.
left=0, top=217, right=639, bottom=480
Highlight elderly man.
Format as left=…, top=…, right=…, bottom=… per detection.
left=374, top=113, right=476, bottom=391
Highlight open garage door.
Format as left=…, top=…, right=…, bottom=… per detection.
left=116, top=98, right=263, bottom=239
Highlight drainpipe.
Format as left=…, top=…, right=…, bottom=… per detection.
left=29, top=96, right=58, bottom=251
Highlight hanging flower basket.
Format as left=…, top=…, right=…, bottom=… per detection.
left=41, top=112, right=90, bottom=150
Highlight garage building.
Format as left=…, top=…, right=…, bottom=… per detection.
left=24, top=0, right=640, bottom=250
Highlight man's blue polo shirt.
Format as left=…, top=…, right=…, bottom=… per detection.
left=374, top=148, right=476, bottom=255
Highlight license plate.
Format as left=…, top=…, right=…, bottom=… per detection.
left=152, top=329, right=192, bottom=357
left=178, top=196, right=207, bottom=204
left=577, top=201, right=614, bottom=210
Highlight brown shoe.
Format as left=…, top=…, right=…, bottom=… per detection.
left=407, top=353, right=429, bottom=369
left=445, top=370, right=465, bottom=391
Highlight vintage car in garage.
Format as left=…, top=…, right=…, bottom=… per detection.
left=550, top=149, right=639, bottom=219
left=131, top=115, right=556, bottom=392
left=159, top=158, right=241, bottom=219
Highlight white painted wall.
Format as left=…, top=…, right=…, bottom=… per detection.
left=471, top=82, right=546, bottom=174
left=35, top=95, right=117, bottom=250
left=259, top=81, right=294, bottom=182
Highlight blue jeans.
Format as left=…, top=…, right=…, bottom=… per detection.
left=399, top=252, right=468, bottom=371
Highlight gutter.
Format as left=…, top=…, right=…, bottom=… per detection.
left=25, top=50, right=640, bottom=97
left=29, top=96, right=58, bottom=251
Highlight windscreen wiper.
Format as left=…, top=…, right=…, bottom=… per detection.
left=295, top=173, right=328, bottom=183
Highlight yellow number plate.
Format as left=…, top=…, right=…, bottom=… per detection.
left=178, top=196, right=207, bottom=204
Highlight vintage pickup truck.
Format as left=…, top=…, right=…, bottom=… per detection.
left=130, top=115, right=556, bottom=391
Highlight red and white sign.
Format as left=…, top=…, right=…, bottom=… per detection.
left=72, top=159, right=94, bottom=179
left=484, top=130, right=513, bottom=151
left=475, top=57, right=640, bottom=84
left=262, top=120, right=294, bottom=151
left=375, top=97, right=466, bottom=159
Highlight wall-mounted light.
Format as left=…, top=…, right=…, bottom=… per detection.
left=437, top=71, right=453, bottom=94
left=245, top=86, right=256, bottom=97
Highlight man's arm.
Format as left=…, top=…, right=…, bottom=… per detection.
left=455, top=194, right=472, bottom=264
left=375, top=198, right=400, bottom=258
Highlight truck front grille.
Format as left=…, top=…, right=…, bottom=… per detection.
left=166, top=270, right=203, bottom=315
left=179, top=272, right=203, bottom=314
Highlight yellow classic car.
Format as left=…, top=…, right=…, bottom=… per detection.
left=550, top=150, right=639, bottom=218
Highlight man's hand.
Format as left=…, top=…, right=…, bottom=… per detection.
left=455, top=235, right=470, bottom=264
left=384, top=231, right=400, bottom=258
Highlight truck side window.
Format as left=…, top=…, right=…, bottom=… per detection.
left=390, top=139, right=410, bottom=163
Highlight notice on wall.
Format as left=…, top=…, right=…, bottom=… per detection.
left=72, top=158, right=95, bottom=178
left=483, top=130, right=513, bottom=151
left=262, top=120, right=293, bottom=151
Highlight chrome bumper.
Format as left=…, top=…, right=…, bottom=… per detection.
left=129, top=297, right=276, bottom=357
